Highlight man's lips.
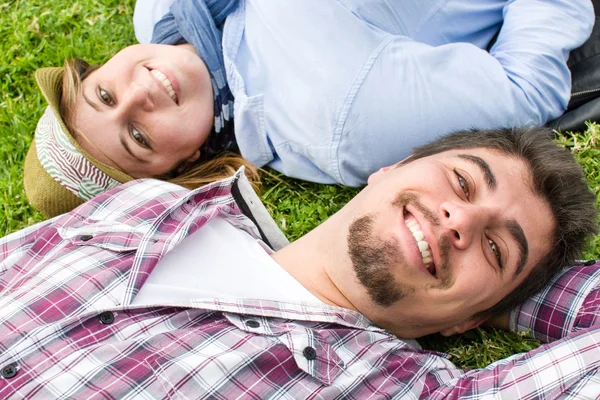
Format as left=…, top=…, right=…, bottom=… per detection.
left=402, top=207, right=438, bottom=278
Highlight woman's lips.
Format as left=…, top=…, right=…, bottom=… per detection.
left=149, top=67, right=180, bottom=105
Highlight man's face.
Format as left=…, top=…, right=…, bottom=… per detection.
left=334, top=148, right=554, bottom=338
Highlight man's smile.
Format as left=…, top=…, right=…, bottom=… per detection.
left=394, top=191, right=442, bottom=278
left=404, top=212, right=436, bottom=277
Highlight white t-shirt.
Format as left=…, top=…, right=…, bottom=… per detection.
left=132, top=216, right=321, bottom=305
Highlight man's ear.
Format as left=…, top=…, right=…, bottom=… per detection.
left=367, top=164, right=397, bottom=184
left=439, top=315, right=488, bottom=337
left=367, top=155, right=414, bottom=185
left=177, top=150, right=201, bottom=174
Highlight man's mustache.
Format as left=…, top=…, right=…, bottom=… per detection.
left=393, top=192, right=440, bottom=226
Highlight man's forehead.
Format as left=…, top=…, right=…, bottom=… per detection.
left=440, top=147, right=510, bottom=160
left=436, top=148, right=553, bottom=277
left=441, top=148, right=532, bottom=183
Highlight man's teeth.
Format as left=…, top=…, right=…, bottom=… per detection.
left=150, top=69, right=178, bottom=103
left=405, top=218, right=434, bottom=269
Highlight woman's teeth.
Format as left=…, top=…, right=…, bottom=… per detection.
left=405, top=218, right=434, bottom=270
left=150, top=69, right=178, bottom=104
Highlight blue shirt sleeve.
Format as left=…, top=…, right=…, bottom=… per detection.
left=488, top=0, right=595, bottom=122
left=338, top=0, right=595, bottom=184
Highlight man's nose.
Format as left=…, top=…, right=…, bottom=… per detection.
left=121, top=82, right=155, bottom=114
left=439, top=202, right=487, bottom=249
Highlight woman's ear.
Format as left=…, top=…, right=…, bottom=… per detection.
left=177, top=150, right=201, bottom=174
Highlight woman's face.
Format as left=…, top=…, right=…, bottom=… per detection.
left=72, top=44, right=214, bottom=178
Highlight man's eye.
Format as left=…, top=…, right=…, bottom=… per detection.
left=488, top=238, right=503, bottom=268
left=454, top=169, right=470, bottom=198
left=130, top=126, right=148, bottom=147
left=98, top=88, right=115, bottom=106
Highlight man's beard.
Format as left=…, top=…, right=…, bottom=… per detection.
left=347, top=193, right=452, bottom=308
left=348, top=215, right=408, bottom=306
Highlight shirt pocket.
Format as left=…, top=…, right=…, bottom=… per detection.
left=226, top=313, right=346, bottom=386
left=143, top=312, right=294, bottom=397
left=58, top=220, right=148, bottom=252
left=233, top=93, right=273, bottom=167
left=276, top=326, right=345, bottom=385
left=144, top=312, right=346, bottom=397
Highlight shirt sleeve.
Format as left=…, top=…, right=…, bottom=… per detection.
left=509, top=262, right=600, bottom=343
left=338, top=0, right=595, bottom=185
left=133, top=0, right=176, bottom=44
left=487, top=0, right=595, bottom=122
left=414, top=0, right=594, bottom=126
left=427, top=324, right=600, bottom=398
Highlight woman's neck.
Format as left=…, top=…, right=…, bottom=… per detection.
left=176, top=42, right=198, bottom=55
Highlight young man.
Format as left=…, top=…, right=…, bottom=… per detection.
left=0, top=127, right=597, bottom=398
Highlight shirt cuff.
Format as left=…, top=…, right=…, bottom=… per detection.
left=510, top=262, right=600, bottom=343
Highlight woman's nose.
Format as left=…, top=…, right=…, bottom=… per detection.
left=122, top=83, right=154, bottom=113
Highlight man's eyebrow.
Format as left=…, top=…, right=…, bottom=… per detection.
left=82, top=91, right=100, bottom=112
left=457, top=154, right=496, bottom=190
left=506, top=219, right=529, bottom=277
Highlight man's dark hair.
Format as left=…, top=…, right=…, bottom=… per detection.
left=407, top=126, right=597, bottom=317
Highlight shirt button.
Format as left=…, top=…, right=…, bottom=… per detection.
left=80, top=234, right=93, bottom=242
left=98, top=311, right=115, bottom=325
left=303, top=346, right=317, bottom=361
left=245, top=320, right=260, bottom=329
left=1, top=363, right=17, bottom=379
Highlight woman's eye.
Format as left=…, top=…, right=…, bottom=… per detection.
left=98, top=88, right=115, bottom=106
left=130, top=126, right=148, bottom=147
left=488, top=238, right=503, bottom=268
left=454, top=169, right=470, bottom=198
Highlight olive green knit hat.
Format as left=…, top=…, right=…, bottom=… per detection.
left=24, top=67, right=133, bottom=218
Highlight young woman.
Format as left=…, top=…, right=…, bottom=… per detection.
left=25, top=48, right=258, bottom=218
left=25, top=0, right=594, bottom=217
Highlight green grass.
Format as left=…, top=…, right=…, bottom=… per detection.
left=0, top=0, right=136, bottom=233
left=2, top=0, right=599, bottom=371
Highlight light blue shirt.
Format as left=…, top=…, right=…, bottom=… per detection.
left=135, top=0, right=594, bottom=186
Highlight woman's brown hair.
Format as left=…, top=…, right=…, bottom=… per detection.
left=59, top=58, right=261, bottom=193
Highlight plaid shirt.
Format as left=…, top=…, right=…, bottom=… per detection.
left=511, top=261, right=600, bottom=343
left=1, top=171, right=600, bottom=399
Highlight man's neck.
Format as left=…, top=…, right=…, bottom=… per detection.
left=271, top=213, right=358, bottom=311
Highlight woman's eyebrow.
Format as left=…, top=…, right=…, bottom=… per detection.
left=120, top=133, right=144, bottom=163
left=82, top=88, right=145, bottom=164
left=457, top=154, right=497, bottom=190
left=82, top=91, right=101, bottom=112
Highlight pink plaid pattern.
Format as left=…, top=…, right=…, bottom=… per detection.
left=1, top=173, right=599, bottom=399
left=512, top=262, right=600, bottom=343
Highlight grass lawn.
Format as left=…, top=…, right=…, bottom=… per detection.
left=2, top=0, right=599, bottom=370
